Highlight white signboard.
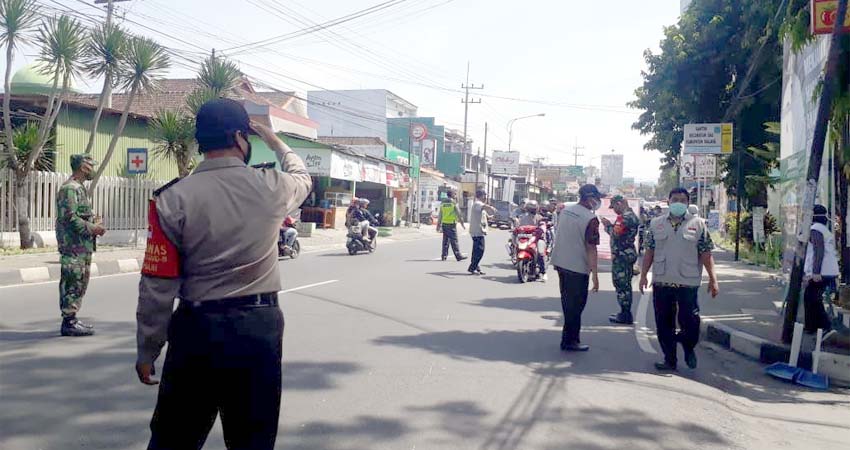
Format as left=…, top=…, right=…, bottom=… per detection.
left=127, top=148, right=148, bottom=174
left=695, top=155, right=717, bottom=178
left=294, top=147, right=332, bottom=176
left=361, top=160, right=385, bottom=184
left=684, top=123, right=733, bottom=154
left=421, top=139, right=437, bottom=167
left=681, top=154, right=696, bottom=180
left=330, top=152, right=362, bottom=182
left=753, top=206, right=766, bottom=244
left=492, top=151, right=520, bottom=175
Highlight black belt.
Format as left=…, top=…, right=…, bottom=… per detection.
left=179, top=292, right=279, bottom=311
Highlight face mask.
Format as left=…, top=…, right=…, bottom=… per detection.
left=669, top=202, right=687, bottom=217
left=238, top=131, right=252, bottom=164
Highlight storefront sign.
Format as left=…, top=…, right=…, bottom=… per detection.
left=293, top=147, right=332, bottom=176
left=330, top=152, right=362, bottom=182
left=492, top=151, right=520, bottom=175
left=361, top=160, right=385, bottom=184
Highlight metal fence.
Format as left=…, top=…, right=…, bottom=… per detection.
left=1, top=169, right=165, bottom=234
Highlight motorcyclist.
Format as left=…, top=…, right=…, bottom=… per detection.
left=346, top=197, right=360, bottom=227
left=514, top=200, right=548, bottom=282
left=280, top=215, right=298, bottom=252
left=517, top=200, right=544, bottom=226
left=354, top=198, right=378, bottom=243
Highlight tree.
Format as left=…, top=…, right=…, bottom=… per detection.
left=630, top=0, right=784, bottom=206
left=0, top=0, right=39, bottom=169
left=89, top=36, right=169, bottom=192
left=82, top=22, right=127, bottom=156
left=149, top=109, right=194, bottom=177
left=9, top=121, right=53, bottom=171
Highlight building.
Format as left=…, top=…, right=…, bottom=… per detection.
left=601, top=154, right=624, bottom=191
left=308, top=89, right=417, bottom=142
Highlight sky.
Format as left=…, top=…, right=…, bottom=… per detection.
left=5, top=0, right=681, bottom=183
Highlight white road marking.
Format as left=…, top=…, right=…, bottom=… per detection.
left=279, top=279, right=338, bottom=294
left=0, top=271, right=138, bottom=289
left=635, top=274, right=657, bottom=354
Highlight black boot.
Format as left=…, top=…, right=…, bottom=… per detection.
left=609, top=310, right=634, bottom=325
left=61, top=317, right=95, bottom=337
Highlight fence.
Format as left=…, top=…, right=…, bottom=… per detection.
left=1, top=169, right=165, bottom=237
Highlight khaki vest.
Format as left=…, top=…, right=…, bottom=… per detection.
left=649, top=213, right=705, bottom=287
left=551, top=203, right=597, bottom=274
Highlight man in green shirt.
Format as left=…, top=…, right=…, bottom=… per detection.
left=56, top=154, right=106, bottom=337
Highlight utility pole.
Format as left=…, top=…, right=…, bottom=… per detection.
left=572, top=138, right=585, bottom=167
left=95, top=0, right=132, bottom=27
left=461, top=61, right=483, bottom=161
left=483, top=122, right=489, bottom=197
left=781, top=0, right=848, bottom=344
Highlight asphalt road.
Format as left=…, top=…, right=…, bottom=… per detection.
left=2, top=230, right=849, bottom=450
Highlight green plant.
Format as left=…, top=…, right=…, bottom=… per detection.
left=0, top=0, right=39, bottom=168
left=149, top=109, right=195, bottom=178
left=82, top=22, right=127, bottom=155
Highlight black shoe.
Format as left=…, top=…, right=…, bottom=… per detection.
left=562, top=343, right=590, bottom=352
left=441, top=256, right=447, bottom=261
left=475, top=270, right=486, bottom=275
left=654, top=361, right=677, bottom=372
left=684, top=348, right=698, bottom=369
left=61, top=318, right=95, bottom=337
left=457, top=255, right=468, bottom=261
left=608, top=312, right=634, bottom=325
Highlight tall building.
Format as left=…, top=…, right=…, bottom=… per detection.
left=601, top=154, right=624, bottom=190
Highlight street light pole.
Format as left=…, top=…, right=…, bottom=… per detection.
left=507, top=113, right=546, bottom=151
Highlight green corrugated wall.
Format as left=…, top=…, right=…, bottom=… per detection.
left=53, top=105, right=177, bottom=180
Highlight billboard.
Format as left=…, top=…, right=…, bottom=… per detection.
left=492, top=151, right=520, bottom=175
left=683, top=123, right=733, bottom=154
left=421, top=139, right=437, bottom=167
left=601, top=154, right=624, bottom=188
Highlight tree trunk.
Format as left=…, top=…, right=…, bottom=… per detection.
left=838, top=147, right=849, bottom=283
left=90, top=85, right=138, bottom=193
left=4, top=43, right=17, bottom=170
left=14, top=172, right=32, bottom=249
left=84, top=68, right=112, bottom=155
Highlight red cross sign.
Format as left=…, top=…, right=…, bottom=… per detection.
left=127, top=148, right=148, bottom=174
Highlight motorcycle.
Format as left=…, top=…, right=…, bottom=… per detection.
left=346, top=221, right=377, bottom=255
left=512, top=224, right=549, bottom=283
left=278, top=217, right=301, bottom=259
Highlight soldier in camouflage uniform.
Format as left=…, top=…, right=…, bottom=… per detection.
left=601, top=195, right=640, bottom=325
left=56, top=155, right=106, bottom=336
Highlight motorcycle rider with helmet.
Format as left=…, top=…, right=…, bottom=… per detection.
left=354, top=198, right=378, bottom=244
left=280, top=215, right=298, bottom=253
left=515, top=200, right=548, bottom=281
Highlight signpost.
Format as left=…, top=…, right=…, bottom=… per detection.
left=127, top=148, right=148, bottom=175
left=683, top=123, right=733, bottom=154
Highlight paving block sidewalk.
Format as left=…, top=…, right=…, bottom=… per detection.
left=0, top=226, right=439, bottom=287
left=700, top=249, right=850, bottom=385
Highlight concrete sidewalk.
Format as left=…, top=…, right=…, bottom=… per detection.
left=699, top=249, right=850, bottom=385
left=0, top=225, right=439, bottom=287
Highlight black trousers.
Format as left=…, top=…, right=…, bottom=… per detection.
left=804, top=277, right=835, bottom=333
left=556, top=267, right=589, bottom=346
left=441, top=224, right=462, bottom=259
left=469, top=236, right=485, bottom=271
left=148, top=303, right=285, bottom=450
left=652, top=285, right=699, bottom=365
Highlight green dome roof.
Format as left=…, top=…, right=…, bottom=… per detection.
left=10, top=64, right=75, bottom=95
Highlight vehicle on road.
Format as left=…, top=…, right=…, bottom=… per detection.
left=346, top=224, right=376, bottom=255
left=489, top=200, right=518, bottom=230
left=512, top=224, right=548, bottom=283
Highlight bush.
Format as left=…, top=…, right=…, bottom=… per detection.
left=724, top=210, right=778, bottom=245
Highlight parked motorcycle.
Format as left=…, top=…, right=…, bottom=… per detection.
left=346, top=223, right=377, bottom=255
left=512, top=224, right=548, bottom=283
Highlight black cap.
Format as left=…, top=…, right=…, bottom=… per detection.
left=579, top=184, right=605, bottom=200
left=813, top=204, right=828, bottom=216
left=195, top=98, right=251, bottom=152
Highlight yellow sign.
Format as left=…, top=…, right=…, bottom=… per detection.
left=720, top=123, right=733, bottom=154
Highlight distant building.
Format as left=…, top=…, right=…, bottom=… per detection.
left=601, top=154, right=624, bottom=190
left=308, top=89, right=417, bottom=142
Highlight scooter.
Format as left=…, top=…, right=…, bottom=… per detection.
left=346, top=222, right=377, bottom=255
left=278, top=228, right=301, bottom=259
left=513, top=224, right=548, bottom=283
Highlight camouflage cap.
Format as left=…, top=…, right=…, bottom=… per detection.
left=609, top=194, right=625, bottom=208
left=70, top=154, right=97, bottom=171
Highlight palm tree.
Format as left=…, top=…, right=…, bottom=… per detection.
left=9, top=121, right=53, bottom=171
left=89, top=36, right=169, bottom=192
left=150, top=109, right=194, bottom=177
left=185, top=54, right=243, bottom=114
left=10, top=14, right=85, bottom=248
left=82, top=22, right=127, bottom=156
left=0, top=0, right=39, bottom=169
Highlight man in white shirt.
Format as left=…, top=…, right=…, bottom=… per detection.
left=468, top=190, right=496, bottom=275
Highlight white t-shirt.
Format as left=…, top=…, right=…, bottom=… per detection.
left=469, top=201, right=488, bottom=237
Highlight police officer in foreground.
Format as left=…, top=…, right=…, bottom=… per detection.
left=437, top=189, right=467, bottom=261
left=550, top=184, right=603, bottom=351
left=601, top=195, right=640, bottom=325
left=56, top=154, right=107, bottom=336
left=640, top=187, right=719, bottom=372
left=135, top=98, right=311, bottom=449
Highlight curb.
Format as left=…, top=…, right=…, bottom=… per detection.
left=701, top=320, right=850, bottom=387
left=0, top=258, right=143, bottom=287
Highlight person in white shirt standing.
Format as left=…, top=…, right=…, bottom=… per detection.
left=803, top=204, right=839, bottom=334
left=468, top=190, right=496, bottom=275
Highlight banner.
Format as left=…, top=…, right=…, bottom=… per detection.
left=330, top=152, right=362, bottom=182
left=421, top=139, right=437, bottom=167
left=492, top=151, right=520, bottom=175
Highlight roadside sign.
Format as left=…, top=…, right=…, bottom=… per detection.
left=127, top=148, right=148, bottom=174
left=753, top=207, right=766, bottom=244
left=707, top=210, right=721, bottom=231
left=681, top=154, right=696, bottom=180
left=409, top=123, right=428, bottom=141
left=492, top=151, right=520, bottom=175
left=812, top=0, right=850, bottom=35
left=695, top=155, right=716, bottom=178
left=683, top=123, right=733, bottom=154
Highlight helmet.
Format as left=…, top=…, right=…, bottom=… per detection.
left=350, top=197, right=359, bottom=206
left=525, top=200, right=539, bottom=213
left=359, top=198, right=370, bottom=206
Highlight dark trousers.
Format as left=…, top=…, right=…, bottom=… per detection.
left=556, top=267, right=589, bottom=346
left=442, top=224, right=462, bottom=259
left=652, top=285, right=700, bottom=365
left=469, top=236, right=485, bottom=271
left=148, top=303, right=285, bottom=450
left=804, top=277, right=835, bottom=333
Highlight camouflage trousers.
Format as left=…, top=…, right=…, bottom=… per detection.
left=59, top=253, right=92, bottom=318
left=612, top=257, right=635, bottom=312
